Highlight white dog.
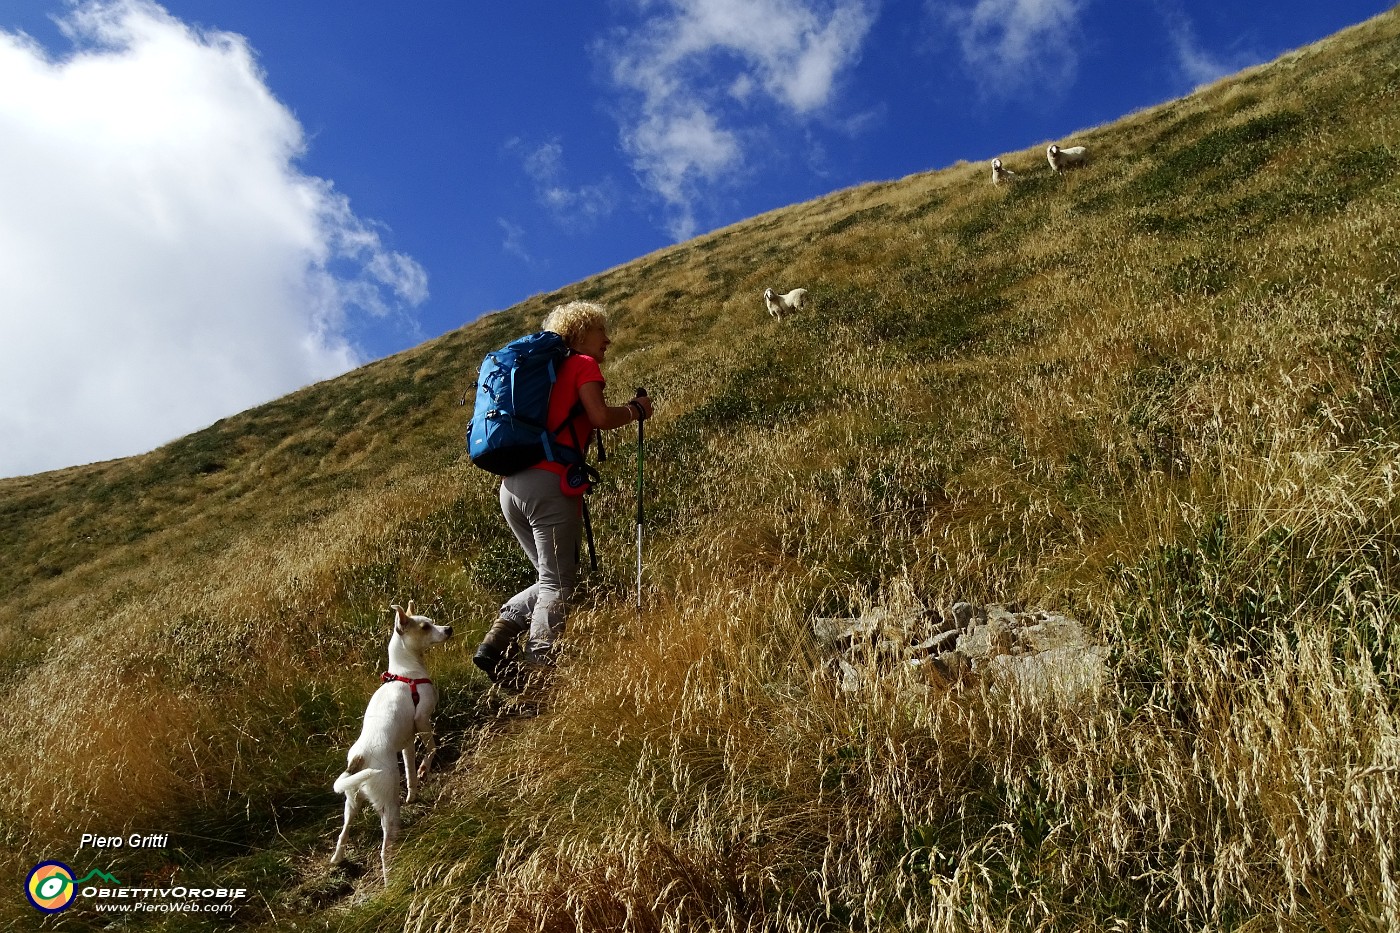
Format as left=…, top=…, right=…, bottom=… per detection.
left=991, top=157, right=1017, bottom=185
left=764, top=287, right=808, bottom=320
left=330, top=602, right=453, bottom=884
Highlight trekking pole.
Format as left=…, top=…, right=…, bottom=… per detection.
left=633, top=388, right=647, bottom=617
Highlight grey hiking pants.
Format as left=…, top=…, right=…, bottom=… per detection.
left=498, top=467, right=580, bottom=653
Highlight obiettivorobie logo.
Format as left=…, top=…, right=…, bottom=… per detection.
left=27, top=834, right=250, bottom=917
left=25, top=862, right=120, bottom=914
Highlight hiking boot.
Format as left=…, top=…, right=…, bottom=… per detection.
left=472, top=643, right=503, bottom=681
left=520, top=648, right=556, bottom=672
left=515, top=647, right=558, bottom=687
left=473, top=619, right=524, bottom=682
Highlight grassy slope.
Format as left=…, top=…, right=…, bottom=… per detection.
left=3, top=9, right=1400, bottom=931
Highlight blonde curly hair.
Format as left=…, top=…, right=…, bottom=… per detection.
left=542, top=300, right=609, bottom=347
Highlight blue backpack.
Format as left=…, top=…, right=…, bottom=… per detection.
left=467, top=331, right=582, bottom=476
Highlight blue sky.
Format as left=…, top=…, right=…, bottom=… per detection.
left=0, top=0, right=1393, bottom=478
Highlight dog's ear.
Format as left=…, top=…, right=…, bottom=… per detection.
left=390, top=604, right=408, bottom=631
left=406, top=600, right=417, bottom=616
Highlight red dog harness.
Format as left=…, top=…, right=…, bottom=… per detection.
left=381, top=671, right=432, bottom=707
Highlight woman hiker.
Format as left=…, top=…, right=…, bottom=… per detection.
left=473, top=300, right=653, bottom=681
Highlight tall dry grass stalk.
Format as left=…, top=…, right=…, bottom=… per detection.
left=401, top=515, right=1399, bottom=931
left=0, top=466, right=491, bottom=848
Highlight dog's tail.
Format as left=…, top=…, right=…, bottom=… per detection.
left=333, top=768, right=380, bottom=795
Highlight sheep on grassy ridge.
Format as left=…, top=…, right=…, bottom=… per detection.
left=991, top=158, right=1017, bottom=185
left=1047, top=143, right=1089, bottom=174
left=764, top=287, right=808, bottom=321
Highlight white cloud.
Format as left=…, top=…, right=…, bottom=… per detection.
left=604, top=0, right=878, bottom=241
left=498, top=217, right=531, bottom=262
left=1157, top=4, right=1259, bottom=89
left=0, top=0, right=426, bottom=478
left=511, top=138, right=619, bottom=230
left=934, top=0, right=1085, bottom=93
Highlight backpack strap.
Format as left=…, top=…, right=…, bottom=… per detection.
left=541, top=350, right=583, bottom=465
left=537, top=355, right=563, bottom=465
left=542, top=356, right=602, bottom=572
left=547, top=382, right=604, bottom=468
left=564, top=414, right=602, bottom=573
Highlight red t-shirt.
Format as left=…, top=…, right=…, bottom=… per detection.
left=534, top=352, right=604, bottom=476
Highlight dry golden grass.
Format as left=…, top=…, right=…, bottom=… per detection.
left=2, top=8, right=1399, bottom=931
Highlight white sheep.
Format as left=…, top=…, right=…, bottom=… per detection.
left=1046, top=143, right=1089, bottom=174
left=763, top=287, right=808, bottom=321
left=991, top=158, right=1017, bottom=185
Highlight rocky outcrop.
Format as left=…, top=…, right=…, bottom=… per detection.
left=812, top=602, right=1106, bottom=703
